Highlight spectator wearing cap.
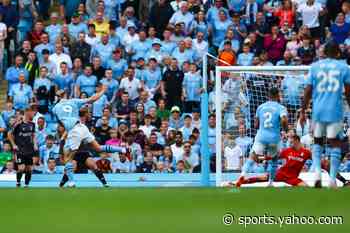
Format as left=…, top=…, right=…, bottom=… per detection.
left=75, top=64, right=98, bottom=97
left=183, top=63, right=202, bottom=113
left=59, top=0, right=81, bottom=22
left=331, top=12, right=350, bottom=45
left=169, top=1, right=194, bottom=35
left=68, top=12, right=88, bottom=40
left=85, top=24, right=100, bottom=47
left=169, top=106, right=184, bottom=129
left=237, top=44, right=254, bottom=65
left=8, top=72, right=34, bottom=110
left=161, top=58, right=184, bottom=109
left=107, top=48, right=128, bottom=81
left=146, top=40, right=164, bottom=63
left=5, top=55, right=29, bottom=92
left=129, top=29, right=152, bottom=61
left=91, top=34, right=115, bottom=68
left=119, top=66, right=142, bottom=105
left=70, top=32, right=92, bottom=65
left=122, top=22, right=139, bottom=54
left=34, top=33, right=54, bottom=65
left=210, top=10, right=232, bottom=49
left=161, top=28, right=177, bottom=56
left=49, top=42, right=73, bottom=74
left=46, top=13, right=62, bottom=45
left=263, top=25, right=286, bottom=64
left=149, top=0, right=175, bottom=38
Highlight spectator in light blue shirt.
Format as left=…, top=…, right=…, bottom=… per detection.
left=206, top=0, right=229, bottom=25
left=95, top=107, right=118, bottom=128
left=75, top=64, right=98, bottom=97
left=91, top=34, right=116, bottom=68
left=237, top=44, right=254, bottom=65
left=129, top=30, right=151, bottom=61
left=210, top=10, right=231, bottom=48
left=169, top=1, right=194, bottom=35
left=54, top=62, right=74, bottom=97
left=92, top=84, right=109, bottom=119
left=107, top=48, right=128, bottom=80
left=141, top=58, right=162, bottom=94
left=34, top=33, right=54, bottom=64
left=68, top=13, right=88, bottom=39
left=161, top=29, right=177, bottom=56
left=100, top=69, right=119, bottom=102
left=5, top=55, right=29, bottom=92
left=172, top=40, right=194, bottom=66
left=59, top=0, right=80, bottom=20
left=183, top=64, right=202, bottom=113
left=39, top=135, right=60, bottom=171
left=8, top=73, right=33, bottom=110
left=46, top=12, right=62, bottom=45
left=219, top=29, right=240, bottom=53
left=227, top=0, right=246, bottom=13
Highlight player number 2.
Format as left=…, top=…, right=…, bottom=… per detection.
left=263, top=112, right=273, bottom=128
left=316, top=70, right=340, bottom=93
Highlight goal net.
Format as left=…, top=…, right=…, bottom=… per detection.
left=213, top=66, right=311, bottom=187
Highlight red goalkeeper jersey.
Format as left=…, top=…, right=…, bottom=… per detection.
left=278, top=147, right=311, bottom=178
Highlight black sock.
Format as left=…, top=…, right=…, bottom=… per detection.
left=94, top=169, right=107, bottom=185
left=60, top=174, right=69, bottom=187
left=16, top=172, right=23, bottom=184
left=24, top=171, right=32, bottom=185
left=336, top=173, right=347, bottom=184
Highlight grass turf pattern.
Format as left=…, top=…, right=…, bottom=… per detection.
left=1, top=187, right=348, bottom=233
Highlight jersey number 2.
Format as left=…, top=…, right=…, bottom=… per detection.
left=263, top=112, right=273, bottom=128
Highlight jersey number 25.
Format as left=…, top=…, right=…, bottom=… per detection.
left=316, top=70, right=340, bottom=93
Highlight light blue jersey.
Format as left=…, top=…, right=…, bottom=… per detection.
left=52, top=99, right=88, bottom=132
left=255, top=101, right=287, bottom=144
left=307, top=59, right=350, bottom=123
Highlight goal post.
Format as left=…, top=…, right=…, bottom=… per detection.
left=214, top=65, right=310, bottom=187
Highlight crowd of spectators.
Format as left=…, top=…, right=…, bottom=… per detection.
left=0, top=0, right=350, bottom=175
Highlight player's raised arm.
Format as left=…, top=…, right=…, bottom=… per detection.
left=86, top=84, right=107, bottom=104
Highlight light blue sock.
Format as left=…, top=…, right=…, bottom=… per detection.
left=269, top=157, right=278, bottom=182
left=329, top=147, right=341, bottom=182
left=312, top=144, right=323, bottom=178
left=101, top=145, right=125, bottom=153
left=241, top=159, right=255, bottom=176
left=65, top=162, right=74, bottom=182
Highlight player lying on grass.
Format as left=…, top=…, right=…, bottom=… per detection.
left=302, top=41, right=350, bottom=188
left=53, top=85, right=127, bottom=187
left=232, top=135, right=311, bottom=187
left=235, top=87, right=289, bottom=187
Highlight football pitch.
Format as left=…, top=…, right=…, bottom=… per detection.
left=1, top=187, right=349, bottom=233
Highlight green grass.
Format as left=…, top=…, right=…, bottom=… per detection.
left=1, top=187, right=349, bottom=233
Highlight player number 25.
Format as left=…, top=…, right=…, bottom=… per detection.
left=316, top=70, right=340, bottom=93
left=263, top=112, right=273, bottom=128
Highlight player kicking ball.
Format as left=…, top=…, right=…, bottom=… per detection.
left=53, top=85, right=127, bottom=188
left=229, top=135, right=311, bottom=187
left=302, top=41, right=350, bottom=188
left=235, top=87, right=289, bottom=188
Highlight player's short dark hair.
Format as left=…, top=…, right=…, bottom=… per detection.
left=184, top=114, right=192, bottom=120
left=46, top=135, right=55, bottom=141
left=324, top=41, right=341, bottom=59
left=79, top=107, right=89, bottom=117
left=269, top=87, right=279, bottom=98
left=293, top=135, right=300, bottom=142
